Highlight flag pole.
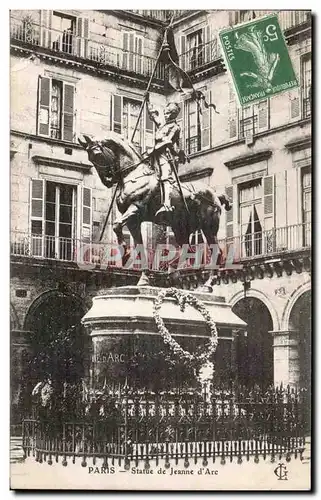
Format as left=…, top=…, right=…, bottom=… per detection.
left=98, top=16, right=175, bottom=243
left=130, top=15, right=175, bottom=144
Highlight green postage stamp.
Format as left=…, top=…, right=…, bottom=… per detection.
left=219, top=14, right=299, bottom=106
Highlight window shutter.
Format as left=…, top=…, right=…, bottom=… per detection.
left=225, top=185, right=234, bottom=239
left=180, top=35, right=186, bottom=71
left=204, top=25, right=211, bottom=64
left=83, top=18, right=89, bottom=58
left=76, top=17, right=82, bottom=56
left=176, top=100, right=184, bottom=150
left=228, top=81, right=238, bottom=139
left=201, top=90, right=211, bottom=150
left=257, top=99, right=269, bottom=131
left=37, top=76, right=51, bottom=137
left=128, top=33, right=134, bottom=72
left=263, top=175, right=275, bottom=229
left=290, top=89, right=300, bottom=119
left=82, top=186, right=92, bottom=242
left=145, top=104, right=154, bottom=152
left=135, top=36, right=143, bottom=74
left=123, top=32, right=129, bottom=69
left=111, top=94, right=122, bottom=134
left=62, top=83, right=75, bottom=142
left=41, top=10, right=52, bottom=48
left=30, top=179, right=44, bottom=257
left=76, top=17, right=89, bottom=58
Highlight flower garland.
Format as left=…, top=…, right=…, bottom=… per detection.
left=153, top=288, right=218, bottom=366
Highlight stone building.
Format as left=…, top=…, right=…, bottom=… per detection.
left=10, top=10, right=311, bottom=420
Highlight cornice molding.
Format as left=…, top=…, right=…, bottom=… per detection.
left=179, top=167, right=213, bottom=182
left=224, top=150, right=273, bottom=170
left=32, top=155, right=92, bottom=172
left=285, top=136, right=311, bottom=152
left=10, top=44, right=165, bottom=93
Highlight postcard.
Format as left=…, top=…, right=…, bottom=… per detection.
left=10, top=8, right=311, bottom=490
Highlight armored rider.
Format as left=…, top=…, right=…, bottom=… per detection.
left=146, top=92, right=186, bottom=225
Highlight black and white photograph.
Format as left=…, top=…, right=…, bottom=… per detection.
left=9, top=7, right=312, bottom=490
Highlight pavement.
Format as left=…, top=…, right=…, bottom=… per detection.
left=10, top=436, right=311, bottom=491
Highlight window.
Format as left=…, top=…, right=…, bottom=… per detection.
left=40, top=11, right=89, bottom=58
left=30, top=179, right=92, bottom=261
left=239, top=181, right=263, bottom=257
left=122, top=32, right=143, bottom=74
left=180, top=26, right=212, bottom=72
left=302, top=167, right=311, bottom=246
left=182, top=90, right=211, bottom=154
left=290, top=53, right=311, bottom=121
left=38, top=76, right=75, bottom=142
left=51, top=12, right=76, bottom=54
left=228, top=78, right=269, bottom=140
left=185, top=99, right=201, bottom=154
left=111, top=94, right=154, bottom=153
left=302, top=54, right=311, bottom=119
left=187, top=30, right=204, bottom=70
left=226, top=176, right=275, bottom=258
left=239, top=101, right=269, bottom=140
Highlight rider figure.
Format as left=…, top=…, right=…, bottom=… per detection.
left=146, top=93, right=183, bottom=224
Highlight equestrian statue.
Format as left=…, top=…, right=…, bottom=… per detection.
left=78, top=94, right=232, bottom=286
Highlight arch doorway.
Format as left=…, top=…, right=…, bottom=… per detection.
left=23, top=291, right=88, bottom=402
left=232, top=297, right=273, bottom=388
left=288, top=290, right=311, bottom=390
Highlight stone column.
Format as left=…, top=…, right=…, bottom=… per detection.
left=271, top=330, right=300, bottom=387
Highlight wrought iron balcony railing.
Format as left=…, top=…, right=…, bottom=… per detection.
left=11, top=223, right=311, bottom=268
left=239, top=115, right=258, bottom=139
left=303, top=97, right=311, bottom=119
left=185, top=135, right=201, bottom=154
left=10, top=17, right=165, bottom=81
left=235, top=11, right=311, bottom=31
left=179, top=37, right=221, bottom=72
left=222, top=222, right=311, bottom=262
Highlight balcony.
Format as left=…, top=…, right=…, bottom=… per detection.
left=222, top=223, right=311, bottom=262
left=11, top=223, right=310, bottom=270
left=303, top=97, right=311, bottom=119
left=235, top=11, right=311, bottom=31
left=239, top=115, right=258, bottom=140
left=179, top=37, right=221, bottom=72
left=128, top=10, right=193, bottom=22
left=10, top=17, right=165, bottom=81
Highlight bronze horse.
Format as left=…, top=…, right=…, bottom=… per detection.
left=78, top=133, right=231, bottom=284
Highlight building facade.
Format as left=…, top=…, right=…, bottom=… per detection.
left=10, top=10, right=311, bottom=421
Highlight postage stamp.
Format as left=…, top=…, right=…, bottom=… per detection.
left=219, top=14, right=299, bottom=106
left=10, top=8, right=311, bottom=492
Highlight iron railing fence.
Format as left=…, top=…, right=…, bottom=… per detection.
left=11, top=223, right=311, bottom=267
left=10, top=17, right=165, bottom=81
left=225, top=223, right=311, bottom=261
left=303, top=97, right=311, bottom=119
left=10, top=11, right=310, bottom=78
left=179, top=37, right=221, bottom=72
left=235, top=11, right=311, bottom=30
left=239, top=115, right=258, bottom=139
left=185, top=135, right=201, bottom=154
left=22, top=384, right=308, bottom=466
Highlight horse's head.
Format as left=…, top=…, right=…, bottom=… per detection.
left=78, top=134, right=116, bottom=171
left=78, top=133, right=142, bottom=181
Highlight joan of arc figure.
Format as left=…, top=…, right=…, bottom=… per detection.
left=146, top=93, right=186, bottom=224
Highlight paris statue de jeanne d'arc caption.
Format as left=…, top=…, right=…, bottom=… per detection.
left=10, top=8, right=311, bottom=491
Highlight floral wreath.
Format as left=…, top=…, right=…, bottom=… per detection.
left=153, top=287, right=218, bottom=366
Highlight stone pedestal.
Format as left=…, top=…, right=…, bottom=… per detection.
left=271, top=330, right=300, bottom=387
left=82, top=286, right=246, bottom=390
